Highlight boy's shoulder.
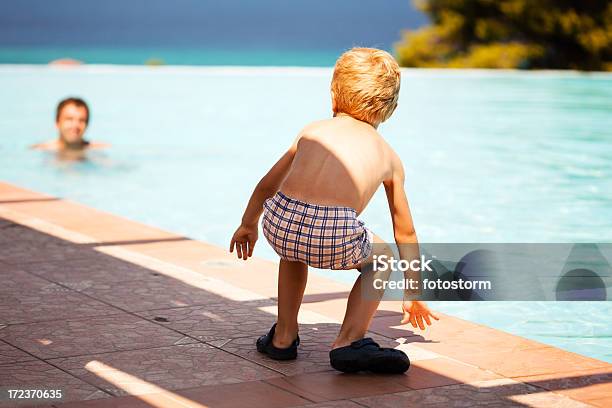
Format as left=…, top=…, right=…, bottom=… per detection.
left=299, top=117, right=383, bottom=140
left=299, top=118, right=332, bottom=134
left=294, top=119, right=334, bottom=145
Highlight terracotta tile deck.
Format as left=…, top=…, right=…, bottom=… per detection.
left=0, top=181, right=610, bottom=407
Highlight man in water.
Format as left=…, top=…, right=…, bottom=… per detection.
left=31, top=97, right=108, bottom=159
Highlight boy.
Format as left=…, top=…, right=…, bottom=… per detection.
left=230, top=48, right=438, bottom=374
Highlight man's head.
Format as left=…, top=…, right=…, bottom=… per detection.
left=55, top=97, right=89, bottom=147
left=331, top=48, right=401, bottom=127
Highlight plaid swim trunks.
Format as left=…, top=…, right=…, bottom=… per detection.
left=262, top=191, right=373, bottom=270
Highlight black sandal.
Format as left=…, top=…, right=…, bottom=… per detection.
left=256, top=323, right=300, bottom=360
left=329, top=337, right=410, bottom=373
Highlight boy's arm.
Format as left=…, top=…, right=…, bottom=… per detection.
left=383, top=152, right=439, bottom=329
left=383, top=155, right=420, bottom=295
left=230, top=135, right=300, bottom=259
left=383, top=155, right=416, bottom=245
left=239, top=137, right=299, bottom=227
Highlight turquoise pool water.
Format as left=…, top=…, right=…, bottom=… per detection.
left=1, top=65, right=611, bottom=362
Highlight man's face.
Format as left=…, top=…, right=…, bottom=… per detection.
left=56, top=104, right=88, bottom=144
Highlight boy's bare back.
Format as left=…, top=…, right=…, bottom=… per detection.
left=281, top=114, right=399, bottom=214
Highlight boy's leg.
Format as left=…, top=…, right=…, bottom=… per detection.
left=274, top=259, right=308, bottom=348
left=332, top=232, right=393, bottom=349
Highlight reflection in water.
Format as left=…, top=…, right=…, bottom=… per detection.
left=53, top=148, right=89, bottom=163
left=40, top=149, right=132, bottom=174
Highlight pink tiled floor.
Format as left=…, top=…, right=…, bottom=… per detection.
left=0, top=182, right=610, bottom=408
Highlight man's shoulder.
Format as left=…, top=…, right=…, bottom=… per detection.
left=87, top=141, right=110, bottom=149
left=30, top=140, right=59, bottom=150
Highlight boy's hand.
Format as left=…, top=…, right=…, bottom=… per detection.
left=230, top=224, right=258, bottom=260
left=401, top=300, right=439, bottom=330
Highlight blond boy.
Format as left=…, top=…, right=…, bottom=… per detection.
left=230, top=48, right=437, bottom=373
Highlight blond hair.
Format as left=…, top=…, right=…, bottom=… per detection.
left=331, top=47, right=401, bottom=126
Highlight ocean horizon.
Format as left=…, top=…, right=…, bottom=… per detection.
left=0, top=46, right=349, bottom=67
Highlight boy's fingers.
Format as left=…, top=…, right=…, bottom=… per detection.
left=416, top=315, right=425, bottom=330
left=229, top=240, right=234, bottom=252
left=400, top=311, right=410, bottom=324
left=241, top=243, right=248, bottom=260
left=248, top=241, right=255, bottom=257
left=424, top=314, right=432, bottom=326
left=236, top=242, right=243, bottom=259
left=409, top=313, right=417, bottom=328
left=430, top=312, right=440, bottom=321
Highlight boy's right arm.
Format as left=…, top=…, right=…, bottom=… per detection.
left=230, top=135, right=301, bottom=260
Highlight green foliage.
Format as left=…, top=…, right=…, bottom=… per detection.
left=396, top=0, right=612, bottom=70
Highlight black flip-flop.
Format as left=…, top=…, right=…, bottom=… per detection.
left=329, top=337, right=410, bottom=373
left=256, top=323, right=300, bottom=360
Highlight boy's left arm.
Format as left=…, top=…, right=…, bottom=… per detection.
left=383, top=152, right=439, bottom=330
left=230, top=136, right=300, bottom=260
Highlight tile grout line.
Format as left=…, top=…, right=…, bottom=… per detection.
left=23, top=341, right=204, bottom=365
left=348, top=398, right=373, bottom=408
left=355, top=380, right=565, bottom=407
left=201, top=338, right=290, bottom=377
left=260, top=378, right=318, bottom=405
left=0, top=337, right=44, bottom=365
left=0, top=338, right=116, bottom=400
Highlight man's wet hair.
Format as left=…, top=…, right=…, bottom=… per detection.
left=56, top=97, right=90, bottom=124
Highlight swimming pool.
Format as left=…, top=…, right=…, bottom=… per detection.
left=1, top=65, right=611, bottom=362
